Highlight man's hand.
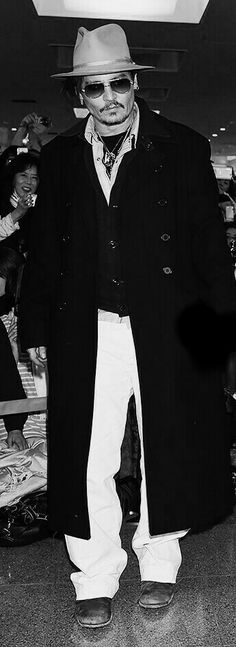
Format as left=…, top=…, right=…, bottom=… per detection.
left=19, top=112, right=49, bottom=136
left=28, top=346, right=47, bottom=367
left=11, top=112, right=50, bottom=150
left=7, top=430, right=28, bottom=451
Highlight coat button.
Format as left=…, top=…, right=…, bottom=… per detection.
left=154, top=164, right=164, bottom=173
left=62, top=234, right=70, bottom=242
left=161, top=233, right=171, bottom=241
left=108, top=240, right=118, bottom=249
left=112, top=278, right=124, bottom=286
left=157, top=199, right=168, bottom=207
left=58, top=300, right=68, bottom=311
left=162, top=267, right=173, bottom=275
left=112, top=204, right=119, bottom=209
left=65, top=201, right=72, bottom=208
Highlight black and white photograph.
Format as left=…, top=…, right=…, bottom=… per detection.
left=0, top=2, right=236, bottom=645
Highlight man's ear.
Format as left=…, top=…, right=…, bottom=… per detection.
left=133, top=74, right=139, bottom=91
left=74, top=83, right=84, bottom=105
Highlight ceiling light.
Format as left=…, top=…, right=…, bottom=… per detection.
left=63, top=0, right=178, bottom=19
left=11, top=127, right=17, bottom=131
left=220, top=127, right=226, bottom=131
left=212, top=133, right=218, bottom=137
left=31, top=0, right=210, bottom=23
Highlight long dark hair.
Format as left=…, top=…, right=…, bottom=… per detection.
left=0, top=246, right=25, bottom=303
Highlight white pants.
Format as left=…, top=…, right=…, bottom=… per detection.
left=65, top=315, right=188, bottom=600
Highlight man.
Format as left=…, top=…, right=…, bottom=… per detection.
left=19, top=24, right=236, bottom=628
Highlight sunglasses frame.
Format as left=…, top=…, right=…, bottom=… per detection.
left=81, top=77, right=134, bottom=99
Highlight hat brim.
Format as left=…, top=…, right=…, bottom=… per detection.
left=51, top=62, right=155, bottom=78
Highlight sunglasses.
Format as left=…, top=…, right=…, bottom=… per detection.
left=81, top=77, right=134, bottom=99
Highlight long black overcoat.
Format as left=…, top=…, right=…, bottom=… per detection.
left=20, top=99, right=236, bottom=538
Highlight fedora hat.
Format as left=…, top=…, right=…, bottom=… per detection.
left=52, top=24, right=155, bottom=78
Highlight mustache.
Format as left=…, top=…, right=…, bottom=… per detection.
left=100, top=102, right=124, bottom=112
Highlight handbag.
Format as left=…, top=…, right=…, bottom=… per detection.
left=0, top=491, right=50, bottom=546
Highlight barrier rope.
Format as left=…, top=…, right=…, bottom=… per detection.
left=0, top=397, right=47, bottom=415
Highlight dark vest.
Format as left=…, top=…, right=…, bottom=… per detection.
left=84, top=139, right=133, bottom=316
left=95, top=188, right=128, bottom=316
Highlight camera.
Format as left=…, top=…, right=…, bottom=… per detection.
left=39, top=116, right=52, bottom=128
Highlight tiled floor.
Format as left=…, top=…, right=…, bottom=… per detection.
left=1, top=509, right=236, bottom=647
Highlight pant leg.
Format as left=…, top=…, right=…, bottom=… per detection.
left=65, top=320, right=133, bottom=600
left=126, top=324, right=188, bottom=583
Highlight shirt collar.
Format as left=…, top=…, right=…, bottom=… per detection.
left=84, top=102, right=140, bottom=149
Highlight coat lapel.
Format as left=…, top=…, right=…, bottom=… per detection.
left=61, top=99, right=177, bottom=222
left=111, top=99, right=177, bottom=204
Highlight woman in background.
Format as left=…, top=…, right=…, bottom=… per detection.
left=0, top=151, right=39, bottom=251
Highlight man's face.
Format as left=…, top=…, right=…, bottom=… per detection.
left=226, top=227, right=236, bottom=250
left=79, top=72, right=135, bottom=129
left=218, top=179, right=231, bottom=194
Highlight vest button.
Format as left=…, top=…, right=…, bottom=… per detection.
left=112, top=204, right=119, bottom=208
left=162, top=267, right=173, bottom=275
left=157, top=199, right=168, bottom=207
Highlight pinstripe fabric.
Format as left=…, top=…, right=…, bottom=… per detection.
left=0, top=311, right=46, bottom=441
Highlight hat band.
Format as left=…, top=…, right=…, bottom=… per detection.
left=73, top=56, right=135, bottom=70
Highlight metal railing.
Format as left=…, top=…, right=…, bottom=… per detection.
left=0, top=397, right=47, bottom=415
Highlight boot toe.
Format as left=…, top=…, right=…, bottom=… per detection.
left=139, top=581, right=175, bottom=609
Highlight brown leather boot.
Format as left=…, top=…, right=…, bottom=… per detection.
left=138, top=581, right=175, bottom=608
left=75, top=597, right=112, bottom=628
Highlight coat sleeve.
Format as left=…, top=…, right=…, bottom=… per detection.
left=19, top=141, right=60, bottom=350
left=0, top=213, right=19, bottom=240
left=187, top=135, right=236, bottom=316
left=176, top=134, right=236, bottom=362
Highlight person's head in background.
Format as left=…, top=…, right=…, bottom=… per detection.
left=0, top=152, right=40, bottom=203
left=225, top=224, right=236, bottom=253
left=217, top=177, right=236, bottom=200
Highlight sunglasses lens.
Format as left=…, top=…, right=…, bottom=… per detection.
left=84, top=78, right=132, bottom=99
left=84, top=83, right=104, bottom=98
left=110, top=78, right=131, bottom=93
